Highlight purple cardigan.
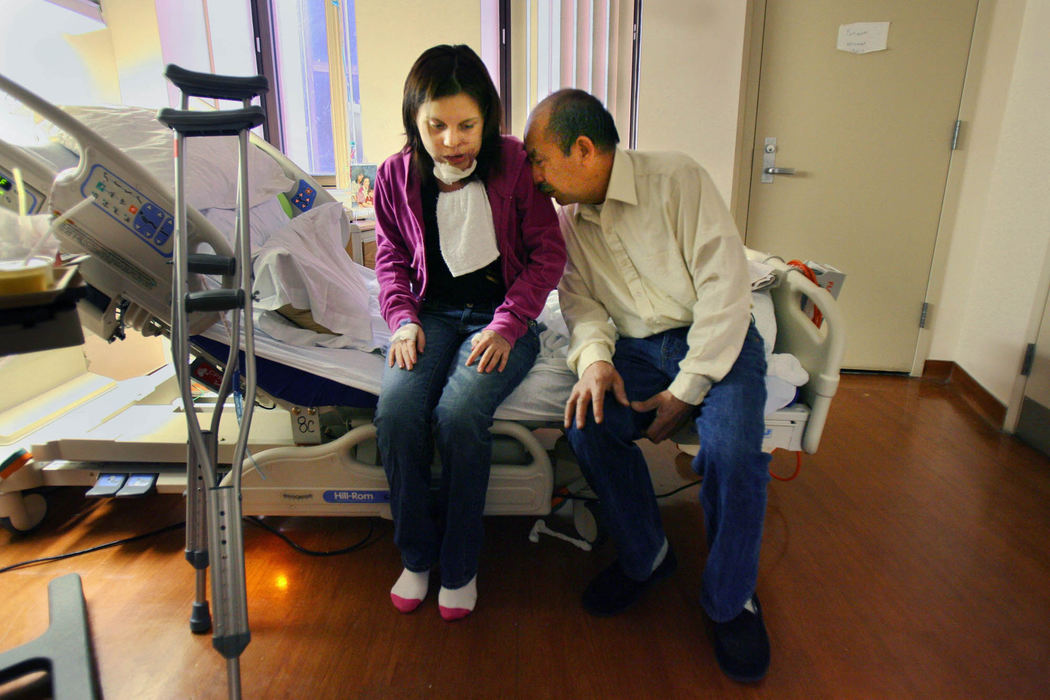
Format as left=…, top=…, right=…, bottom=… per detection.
left=373, top=135, right=566, bottom=345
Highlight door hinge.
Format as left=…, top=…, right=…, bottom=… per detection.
left=951, top=120, right=963, bottom=150
left=1021, top=342, right=1036, bottom=377
left=919, top=302, right=930, bottom=329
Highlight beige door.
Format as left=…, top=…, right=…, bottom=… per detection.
left=744, top=1, right=978, bottom=370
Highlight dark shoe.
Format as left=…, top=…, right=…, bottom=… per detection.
left=709, top=595, right=770, bottom=683
left=582, top=547, right=678, bottom=616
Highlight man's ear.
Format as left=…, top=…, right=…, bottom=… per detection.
left=574, top=135, right=596, bottom=161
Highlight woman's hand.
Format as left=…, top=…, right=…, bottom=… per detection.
left=466, top=330, right=511, bottom=373
left=389, top=323, right=425, bottom=370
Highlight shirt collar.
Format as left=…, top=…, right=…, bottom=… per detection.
left=574, top=147, right=636, bottom=224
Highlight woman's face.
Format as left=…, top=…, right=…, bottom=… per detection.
left=415, top=92, right=484, bottom=170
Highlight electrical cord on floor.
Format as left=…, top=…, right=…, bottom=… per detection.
left=550, top=448, right=805, bottom=508
left=0, top=514, right=390, bottom=573
left=552, top=478, right=703, bottom=505
left=0, top=521, right=185, bottom=574
left=770, top=450, right=803, bottom=481
left=244, top=516, right=388, bottom=556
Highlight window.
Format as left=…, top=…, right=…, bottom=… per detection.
left=488, top=0, right=639, bottom=145
left=256, top=0, right=363, bottom=187
left=155, top=0, right=365, bottom=187
left=155, top=0, right=257, bottom=109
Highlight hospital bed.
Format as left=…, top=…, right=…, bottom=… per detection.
left=0, top=72, right=845, bottom=539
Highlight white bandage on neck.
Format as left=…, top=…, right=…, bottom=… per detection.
left=436, top=180, right=499, bottom=277
left=433, top=159, right=478, bottom=185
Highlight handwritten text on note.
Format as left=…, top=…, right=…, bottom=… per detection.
left=837, top=22, right=890, bottom=54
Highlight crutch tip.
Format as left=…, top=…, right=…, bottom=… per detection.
left=190, top=602, right=212, bottom=634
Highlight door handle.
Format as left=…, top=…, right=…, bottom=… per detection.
left=761, top=137, right=797, bottom=183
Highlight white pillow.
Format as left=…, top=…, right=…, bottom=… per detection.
left=201, top=196, right=291, bottom=251
left=53, top=105, right=293, bottom=210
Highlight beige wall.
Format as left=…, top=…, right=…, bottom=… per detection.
left=354, top=1, right=481, bottom=165
left=927, top=0, right=1050, bottom=404
left=634, top=0, right=748, bottom=204
left=918, top=0, right=1026, bottom=376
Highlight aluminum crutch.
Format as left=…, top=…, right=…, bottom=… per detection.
left=158, top=64, right=268, bottom=700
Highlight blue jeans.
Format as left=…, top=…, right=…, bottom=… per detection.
left=374, top=302, right=540, bottom=589
left=566, top=321, right=770, bottom=622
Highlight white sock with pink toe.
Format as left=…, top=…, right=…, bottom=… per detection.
left=390, top=568, right=430, bottom=613
left=438, top=576, right=477, bottom=621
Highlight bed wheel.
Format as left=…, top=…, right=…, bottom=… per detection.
left=0, top=491, right=48, bottom=534
left=572, top=499, right=606, bottom=546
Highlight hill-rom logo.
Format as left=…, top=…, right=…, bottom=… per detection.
left=324, top=490, right=390, bottom=504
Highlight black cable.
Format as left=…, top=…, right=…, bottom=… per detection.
left=0, top=521, right=185, bottom=574
left=244, top=516, right=387, bottom=556
left=552, top=478, right=702, bottom=504
left=1, top=511, right=390, bottom=573
left=656, top=479, right=703, bottom=498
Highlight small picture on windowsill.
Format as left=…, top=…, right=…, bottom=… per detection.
left=348, top=164, right=377, bottom=219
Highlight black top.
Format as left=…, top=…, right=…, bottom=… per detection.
left=421, top=176, right=505, bottom=307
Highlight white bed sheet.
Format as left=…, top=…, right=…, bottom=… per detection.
left=202, top=267, right=807, bottom=423
left=202, top=271, right=574, bottom=422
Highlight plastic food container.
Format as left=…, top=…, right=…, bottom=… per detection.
left=0, top=257, right=53, bottom=295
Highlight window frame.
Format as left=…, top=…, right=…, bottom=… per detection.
left=249, top=0, right=361, bottom=188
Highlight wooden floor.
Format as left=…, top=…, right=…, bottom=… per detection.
left=2, top=374, right=1049, bottom=699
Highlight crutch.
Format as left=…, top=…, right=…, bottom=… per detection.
left=157, top=64, right=268, bottom=700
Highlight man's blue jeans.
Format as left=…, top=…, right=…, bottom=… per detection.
left=566, top=322, right=770, bottom=622
left=374, top=302, right=539, bottom=589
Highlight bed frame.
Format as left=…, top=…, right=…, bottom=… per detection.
left=0, top=70, right=844, bottom=533
left=224, top=252, right=843, bottom=520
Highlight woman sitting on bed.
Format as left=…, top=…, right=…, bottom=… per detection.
left=372, top=44, right=566, bottom=621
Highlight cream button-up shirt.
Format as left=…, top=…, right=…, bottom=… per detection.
left=557, top=148, right=751, bottom=405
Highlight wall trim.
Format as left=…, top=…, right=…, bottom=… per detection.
left=923, top=360, right=1006, bottom=429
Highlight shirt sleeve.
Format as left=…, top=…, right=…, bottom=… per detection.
left=373, top=161, right=421, bottom=332
left=486, top=154, right=567, bottom=344
left=666, top=167, right=752, bottom=405
left=557, top=208, right=618, bottom=377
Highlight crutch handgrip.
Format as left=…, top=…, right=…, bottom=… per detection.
left=186, top=289, right=245, bottom=313
left=164, top=64, right=269, bottom=101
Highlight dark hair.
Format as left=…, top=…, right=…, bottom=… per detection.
left=402, top=44, right=503, bottom=181
left=542, top=88, right=619, bottom=155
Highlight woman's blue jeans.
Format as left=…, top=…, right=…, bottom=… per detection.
left=374, top=303, right=539, bottom=589
left=566, top=321, right=770, bottom=622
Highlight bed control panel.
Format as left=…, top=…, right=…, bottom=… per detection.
left=0, top=169, right=42, bottom=214
left=80, top=164, right=173, bottom=256
left=289, top=179, right=316, bottom=212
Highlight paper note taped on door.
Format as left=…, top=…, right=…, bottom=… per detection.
left=837, top=22, right=890, bottom=54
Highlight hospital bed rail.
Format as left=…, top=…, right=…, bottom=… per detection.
left=752, top=251, right=844, bottom=454
left=0, top=71, right=236, bottom=341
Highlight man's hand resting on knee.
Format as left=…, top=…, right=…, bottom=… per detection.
left=565, top=361, right=629, bottom=429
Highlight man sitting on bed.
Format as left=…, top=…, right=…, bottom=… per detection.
left=524, top=89, right=772, bottom=683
